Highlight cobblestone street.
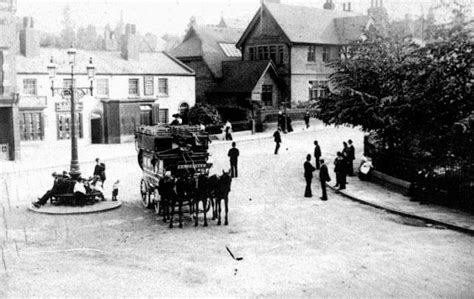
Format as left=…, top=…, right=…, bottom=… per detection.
left=0, top=126, right=473, bottom=297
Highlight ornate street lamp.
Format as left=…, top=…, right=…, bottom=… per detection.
left=48, top=45, right=95, bottom=180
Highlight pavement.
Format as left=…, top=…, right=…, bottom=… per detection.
left=1, top=120, right=473, bottom=235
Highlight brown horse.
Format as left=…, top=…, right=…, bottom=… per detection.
left=169, top=175, right=195, bottom=228
left=214, top=170, right=232, bottom=225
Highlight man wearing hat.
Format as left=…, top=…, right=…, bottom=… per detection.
left=33, top=172, right=65, bottom=208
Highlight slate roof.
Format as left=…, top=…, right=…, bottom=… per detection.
left=16, top=48, right=194, bottom=75
left=238, top=2, right=370, bottom=46
left=211, top=60, right=277, bottom=93
left=170, top=24, right=244, bottom=78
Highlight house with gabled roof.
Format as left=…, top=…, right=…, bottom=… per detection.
left=171, top=17, right=285, bottom=121
left=236, top=0, right=371, bottom=107
left=170, top=18, right=245, bottom=103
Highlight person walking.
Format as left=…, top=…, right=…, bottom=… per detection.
left=227, top=142, right=240, bottom=178
left=273, top=128, right=282, bottom=154
left=304, top=154, right=316, bottom=197
left=304, top=110, right=310, bottom=129
left=348, top=139, right=355, bottom=176
left=313, top=140, right=321, bottom=169
left=319, top=159, right=331, bottom=201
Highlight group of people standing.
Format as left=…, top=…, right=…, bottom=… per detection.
left=303, top=139, right=356, bottom=200
left=304, top=140, right=331, bottom=200
left=333, top=140, right=355, bottom=190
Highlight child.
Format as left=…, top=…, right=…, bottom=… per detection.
left=112, top=180, right=120, bottom=201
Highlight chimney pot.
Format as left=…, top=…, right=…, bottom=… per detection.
left=348, top=2, right=351, bottom=11
left=121, top=24, right=139, bottom=60
left=20, top=17, right=39, bottom=57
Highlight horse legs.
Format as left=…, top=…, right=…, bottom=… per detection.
left=162, top=198, right=168, bottom=223
left=203, top=198, right=208, bottom=227
left=224, top=196, right=229, bottom=226
left=169, top=199, right=174, bottom=228
left=178, top=199, right=183, bottom=228
left=194, top=198, right=199, bottom=227
left=217, top=199, right=222, bottom=225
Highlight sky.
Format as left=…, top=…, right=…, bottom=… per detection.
left=15, top=0, right=454, bottom=37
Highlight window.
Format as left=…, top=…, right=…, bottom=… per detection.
left=278, top=46, right=284, bottom=64
left=257, top=47, right=264, bottom=60
left=144, top=76, right=154, bottom=96
left=218, top=43, right=241, bottom=57
left=158, top=78, right=168, bottom=96
left=262, top=46, right=269, bottom=60
left=309, top=81, right=329, bottom=101
left=129, top=78, right=139, bottom=96
left=322, top=47, right=330, bottom=63
left=249, top=47, right=255, bottom=60
left=139, top=105, right=153, bottom=125
left=307, top=45, right=316, bottom=62
left=57, top=113, right=83, bottom=140
left=19, top=111, right=43, bottom=141
left=96, top=79, right=109, bottom=97
left=158, top=109, right=169, bottom=124
left=261, top=85, right=273, bottom=107
left=269, top=46, right=277, bottom=63
left=23, top=79, right=37, bottom=95
left=248, top=45, right=285, bottom=64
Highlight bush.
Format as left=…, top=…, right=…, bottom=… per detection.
left=188, top=103, right=222, bottom=125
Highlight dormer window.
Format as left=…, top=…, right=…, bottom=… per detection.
left=219, top=43, right=241, bottom=57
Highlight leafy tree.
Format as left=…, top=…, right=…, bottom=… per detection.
left=318, top=19, right=473, bottom=167
left=188, top=103, right=222, bottom=125
left=59, top=5, right=75, bottom=48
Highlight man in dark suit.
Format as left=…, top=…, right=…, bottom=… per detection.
left=304, top=154, right=316, bottom=197
left=227, top=142, right=240, bottom=178
left=319, top=159, right=331, bottom=201
left=313, top=140, right=321, bottom=169
left=348, top=139, right=355, bottom=176
left=273, top=128, right=282, bottom=154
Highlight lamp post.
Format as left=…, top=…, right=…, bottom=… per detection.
left=47, top=46, right=95, bottom=180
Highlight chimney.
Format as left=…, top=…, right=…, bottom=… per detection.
left=347, top=2, right=351, bottom=11
left=19, top=17, right=39, bottom=57
left=343, top=3, right=346, bottom=11
left=103, top=26, right=117, bottom=51
left=121, top=23, right=139, bottom=60
left=323, top=0, right=335, bottom=10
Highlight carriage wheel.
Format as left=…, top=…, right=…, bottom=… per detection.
left=152, top=189, right=161, bottom=215
left=140, top=179, right=152, bottom=209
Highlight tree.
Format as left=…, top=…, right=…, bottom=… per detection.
left=59, top=5, right=75, bottom=48
left=188, top=103, right=222, bottom=125
left=318, top=19, right=473, bottom=167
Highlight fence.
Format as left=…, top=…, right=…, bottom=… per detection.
left=366, top=141, right=474, bottom=212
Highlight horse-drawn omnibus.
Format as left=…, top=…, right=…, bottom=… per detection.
left=135, top=124, right=213, bottom=215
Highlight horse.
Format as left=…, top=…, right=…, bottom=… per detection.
left=157, top=175, right=176, bottom=223
left=214, top=170, right=232, bottom=225
left=194, top=174, right=212, bottom=227
left=169, top=175, right=195, bottom=228
left=207, top=174, right=220, bottom=220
